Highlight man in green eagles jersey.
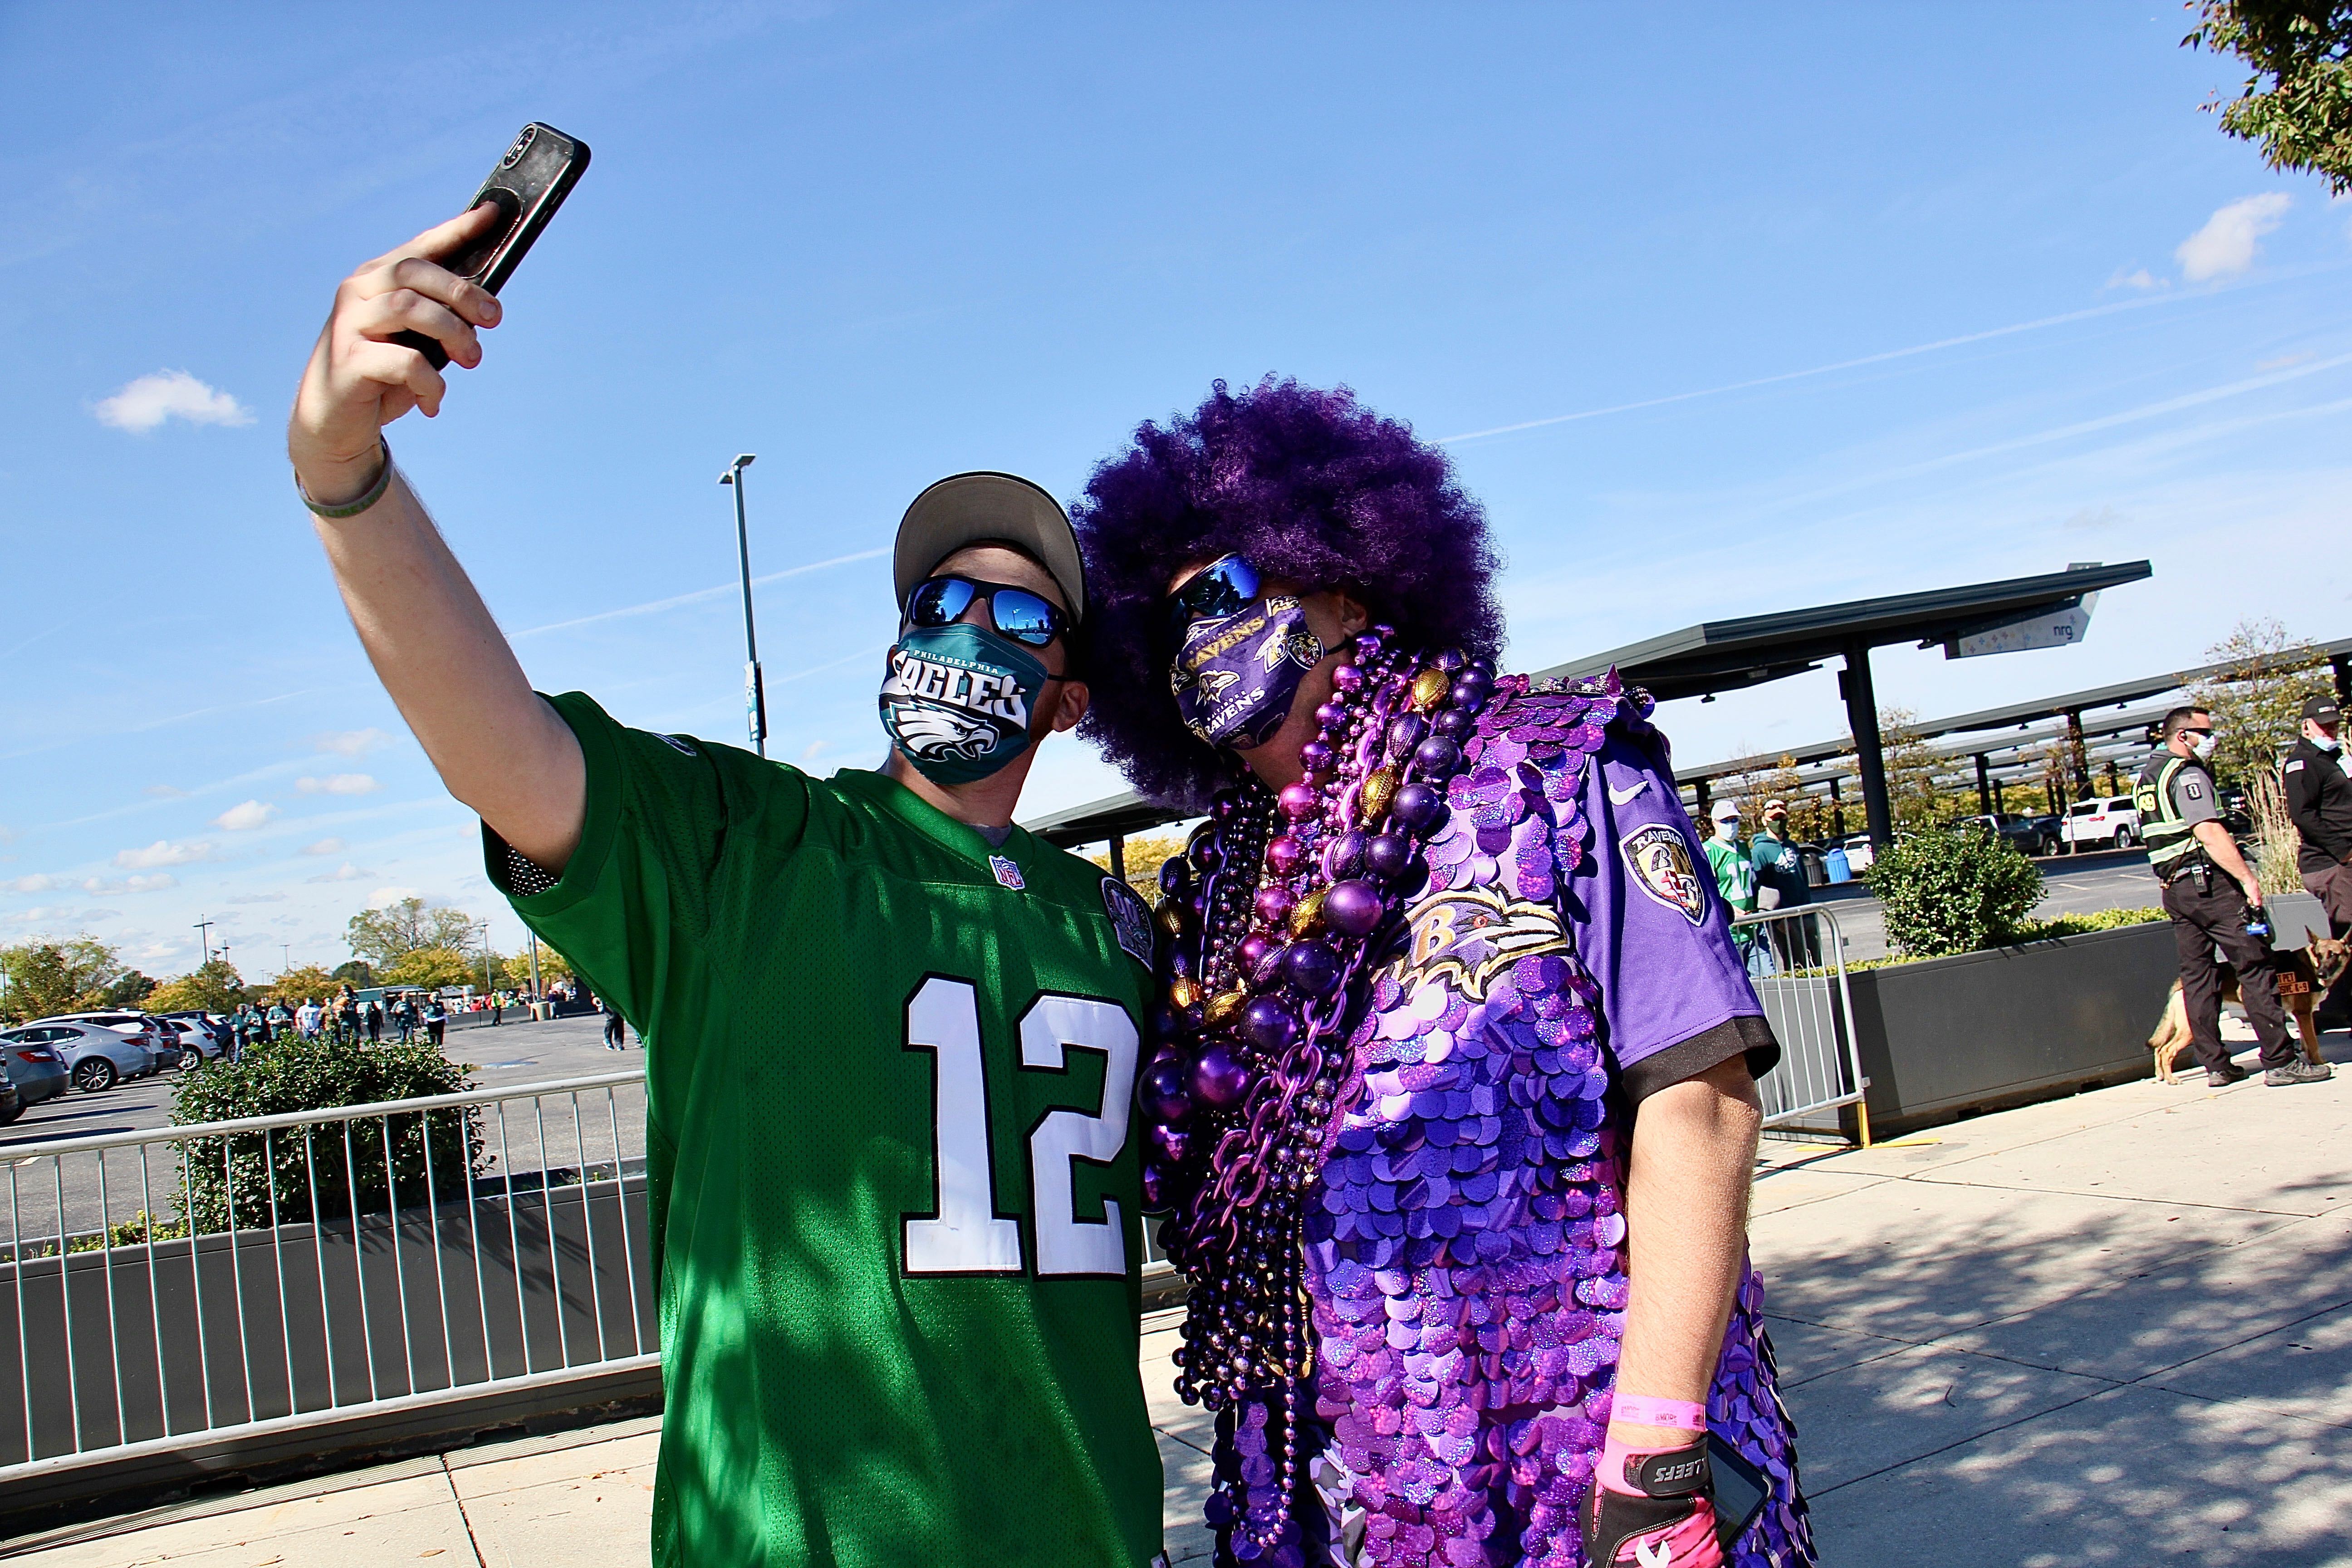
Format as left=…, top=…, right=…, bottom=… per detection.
left=287, top=204, right=1169, bottom=1565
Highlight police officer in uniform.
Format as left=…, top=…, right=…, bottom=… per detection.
left=2136, top=706, right=2330, bottom=1087
left=2284, top=693, right=2352, bottom=1028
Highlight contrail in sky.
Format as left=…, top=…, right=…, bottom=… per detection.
left=513, top=546, right=891, bottom=639
left=1432, top=288, right=2228, bottom=445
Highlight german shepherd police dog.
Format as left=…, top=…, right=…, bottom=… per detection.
left=2149, top=929, right=2351, bottom=1083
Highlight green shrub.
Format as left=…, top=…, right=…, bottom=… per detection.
left=1865, top=827, right=2045, bottom=959
left=172, top=1035, right=480, bottom=1233
left=2011, top=906, right=2164, bottom=942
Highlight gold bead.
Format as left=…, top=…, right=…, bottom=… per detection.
left=1169, top=976, right=1202, bottom=1010
left=1205, top=990, right=1249, bottom=1029
left=1288, top=887, right=1328, bottom=938
left=1157, top=901, right=1190, bottom=937
left=1358, top=767, right=1398, bottom=824
left=1410, top=668, right=1451, bottom=713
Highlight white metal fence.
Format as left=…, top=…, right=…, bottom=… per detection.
left=0, top=1071, right=654, bottom=1483
left=1734, top=905, right=1872, bottom=1142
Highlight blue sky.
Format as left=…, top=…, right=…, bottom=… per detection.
left=3, top=3, right=2347, bottom=982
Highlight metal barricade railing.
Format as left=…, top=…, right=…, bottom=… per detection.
left=1732, top=904, right=1872, bottom=1145
left=0, top=1070, right=654, bottom=1481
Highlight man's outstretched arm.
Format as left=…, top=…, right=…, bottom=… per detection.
left=288, top=205, right=585, bottom=873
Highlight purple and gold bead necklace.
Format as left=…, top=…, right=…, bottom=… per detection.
left=1140, top=626, right=1498, bottom=1553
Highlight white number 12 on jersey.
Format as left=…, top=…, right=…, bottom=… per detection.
left=902, top=978, right=1138, bottom=1279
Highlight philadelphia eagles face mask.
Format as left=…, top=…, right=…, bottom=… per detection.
left=878, top=622, right=1052, bottom=785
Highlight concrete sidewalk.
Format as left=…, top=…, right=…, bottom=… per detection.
left=10, top=1029, right=2348, bottom=1565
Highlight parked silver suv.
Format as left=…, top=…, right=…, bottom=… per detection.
left=3, top=1017, right=165, bottom=1091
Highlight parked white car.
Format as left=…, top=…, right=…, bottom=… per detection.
left=2061, top=795, right=2141, bottom=852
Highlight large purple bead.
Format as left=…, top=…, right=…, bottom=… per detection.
left=1191, top=1042, right=1250, bottom=1107
left=1434, top=647, right=1467, bottom=672
left=1391, top=781, right=1446, bottom=833
left=1363, top=832, right=1414, bottom=881
left=1248, top=940, right=1292, bottom=990
left=1452, top=668, right=1494, bottom=713
left=1254, top=884, right=1296, bottom=926
left=1431, top=707, right=1473, bottom=740
left=1243, top=997, right=1299, bottom=1052
left=1148, top=1122, right=1192, bottom=1166
left=1297, top=741, right=1333, bottom=774
left=1278, top=782, right=1319, bottom=821
left=1412, top=736, right=1462, bottom=777
left=1331, top=664, right=1364, bottom=693
left=1236, top=932, right=1275, bottom=976
left=1210, top=790, right=1245, bottom=821
left=1266, top=834, right=1306, bottom=875
left=1188, top=830, right=1222, bottom=872
left=1323, top=878, right=1386, bottom=937
left=1323, top=830, right=1366, bottom=880
left=1385, top=713, right=1427, bottom=758
left=1283, top=939, right=1343, bottom=996
left=1141, top=1057, right=1191, bottom=1122
left=1159, top=856, right=1193, bottom=897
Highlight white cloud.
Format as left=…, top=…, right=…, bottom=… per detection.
left=93, top=370, right=254, bottom=433
left=313, top=728, right=392, bottom=758
left=368, top=885, right=419, bottom=908
left=81, top=909, right=122, bottom=921
left=143, top=783, right=188, bottom=799
left=300, top=837, right=347, bottom=856
left=307, top=862, right=372, bottom=884
left=229, top=892, right=288, bottom=904
left=79, top=873, right=179, bottom=894
left=211, top=799, right=279, bottom=832
left=297, top=774, right=379, bottom=796
left=116, top=839, right=213, bottom=868
left=6, top=873, right=65, bottom=893
left=2102, top=267, right=2162, bottom=292
left=2176, top=194, right=2292, bottom=282
left=2064, top=504, right=2124, bottom=531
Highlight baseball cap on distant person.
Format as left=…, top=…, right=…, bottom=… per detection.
left=2302, top=694, right=2342, bottom=725
left=1709, top=799, right=1742, bottom=822
left=893, top=472, right=1086, bottom=625
left=1763, top=799, right=1789, bottom=817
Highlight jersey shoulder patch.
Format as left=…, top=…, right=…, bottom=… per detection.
left=2286, top=758, right=2305, bottom=774
left=1102, top=877, right=1154, bottom=966
left=2182, top=779, right=2206, bottom=800
left=1621, top=822, right=1708, bottom=926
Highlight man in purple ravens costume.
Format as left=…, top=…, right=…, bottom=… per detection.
left=1073, top=379, right=1813, bottom=1568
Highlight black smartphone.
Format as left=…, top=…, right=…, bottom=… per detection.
left=391, top=122, right=591, bottom=370
left=1708, top=1431, right=1772, bottom=1551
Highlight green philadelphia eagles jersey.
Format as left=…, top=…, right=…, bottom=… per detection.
left=488, top=692, right=1165, bottom=1568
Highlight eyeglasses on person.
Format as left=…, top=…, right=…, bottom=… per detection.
left=902, top=574, right=1071, bottom=648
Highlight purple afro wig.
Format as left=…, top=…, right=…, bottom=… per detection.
left=1072, top=376, right=1505, bottom=808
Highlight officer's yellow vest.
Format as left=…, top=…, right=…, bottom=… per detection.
left=2133, top=752, right=2205, bottom=876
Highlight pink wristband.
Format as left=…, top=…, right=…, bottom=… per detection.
left=1610, top=1394, right=1707, bottom=1431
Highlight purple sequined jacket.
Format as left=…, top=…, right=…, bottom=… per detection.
left=1216, top=676, right=1813, bottom=1568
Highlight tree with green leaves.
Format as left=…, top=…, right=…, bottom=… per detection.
left=146, top=958, right=246, bottom=1014
left=1, top=936, right=136, bottom=1022
left=2185, top=1, right=2352, bottom=192
left=383, top=945, right=478, bottom=991
left=345, top=897, right=478, bottom=969
left=2188, top=617, right=2326, bottom=789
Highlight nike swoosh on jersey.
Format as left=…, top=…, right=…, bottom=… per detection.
left=1607, top=779, right=1651, bottom=805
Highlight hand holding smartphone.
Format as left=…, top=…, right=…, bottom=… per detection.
left=391, top=122, right=591, bottom=370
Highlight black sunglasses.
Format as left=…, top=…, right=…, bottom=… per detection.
left=903, top=574, right=1070, bottom=648
left=1161, top=554, right=1263, bottom=645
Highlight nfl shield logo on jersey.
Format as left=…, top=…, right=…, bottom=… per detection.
left=989, top=855, right=1026, bottom=891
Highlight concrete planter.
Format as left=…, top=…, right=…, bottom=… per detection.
left=1838, top=921, right=2180, bottom=1136
left=0, top=1174, right=653, bottom=1473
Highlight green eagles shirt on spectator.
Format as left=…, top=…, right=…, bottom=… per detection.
left=1702, top=834, right=1754, bottom=912
left=490, top=693, right=1166, bottom=1568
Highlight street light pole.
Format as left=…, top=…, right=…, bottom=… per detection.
left=193, top=917, right=215, bottom=964
left=719, top=453, right=765, bottom=757
left=477, top=920, right=493, bottom=998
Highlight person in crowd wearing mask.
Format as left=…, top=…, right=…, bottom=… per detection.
left=600, top=992, right=627, bottom=1050
left=365, top=997, right=384, bottom=1044
left=267, top=998, right=292, bottom=1039
left=422, top=992, right=447, bottom=1047
left=284, top=204, right=1170, bottom=1568
left=2136, top=706, right=2325, bottom=1086
left=1073, top=378, right=1808, bottom=1568
left=1748, top=801, right=1818, bottom=971
left=1700, top=800, right=1762, bottom=976
left=2283, top=692, right=2352, bottom=1029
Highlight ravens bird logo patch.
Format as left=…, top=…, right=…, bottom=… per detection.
left=1621, top=823, right=1708, bottom=926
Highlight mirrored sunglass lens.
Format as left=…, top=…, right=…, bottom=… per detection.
left=908, top=578, right=974, bottom=626
left=992, top=589, right=1059, bottom=645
